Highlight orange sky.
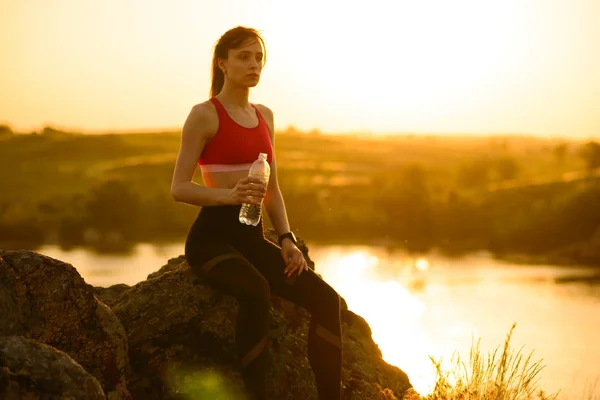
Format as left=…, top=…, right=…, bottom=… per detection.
left=1, top=0, right=599, bottom=137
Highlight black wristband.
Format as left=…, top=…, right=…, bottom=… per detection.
left=278, top=231, right=297, bottom=246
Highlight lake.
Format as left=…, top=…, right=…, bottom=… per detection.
left=35, top=242, right=600, bottom=399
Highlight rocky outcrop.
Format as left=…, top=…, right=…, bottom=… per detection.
left=0, top=336, right=105, bottom=399
left=1, top=238, right=415, bottom=400
left=0, top=250, right=131, bottom=399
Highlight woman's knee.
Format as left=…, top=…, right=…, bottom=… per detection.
left=325, top=284, right=341, bottom=313
left=230, top=269, right=271, bottom=305
left=312, top=280, right=340, bottom=317
left=309, top=283, right=342, bottom=348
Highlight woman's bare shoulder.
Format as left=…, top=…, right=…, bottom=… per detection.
left=253, top=104, right=273, bottom=134
left=191, top=100, right=218, bottom=120
left=254, top=103, right=273, bottom=117
left=183, top=100, right=219, bottom=138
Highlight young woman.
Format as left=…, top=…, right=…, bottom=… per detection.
left=170, top=26, right=343, bottom=400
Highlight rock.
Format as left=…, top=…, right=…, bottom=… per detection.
left=94, top=283, right=131, bottom=308
left=109, top=258, right=413, bottom=399
left=0, top=250, right=131, bottom=399
left=146, top=255, right=187, bottom=280
left=0, top=335, right=105, bottom=400
left=110, top=261, right=242, bottom=399
left=1, top=243, right=415, bottom=400
left=341, top=311, right=411, bottom=399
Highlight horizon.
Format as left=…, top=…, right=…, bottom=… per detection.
left=1, top=0, right=599, bottom=138
left=2, top=123, right=597, bottom=142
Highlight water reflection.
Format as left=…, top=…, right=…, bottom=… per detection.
left=310, top=248, right=445, bottom=394
left=308, top=246, right=600, bottom=399
left=308, top=249, right=435, bottom=393
left=36, top=242, right=185, bottom=287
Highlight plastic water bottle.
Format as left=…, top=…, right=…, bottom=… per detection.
left=239, top=153, right=271, bottom=226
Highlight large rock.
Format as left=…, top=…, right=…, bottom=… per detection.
left=103, top=255, right=413, bottom=399
left=0, top=336, right=105, bottom=400
left=0, top=250, right=131, bottom=399
left=2, top=239, right=415, bottom=400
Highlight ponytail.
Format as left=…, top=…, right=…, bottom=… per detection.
left=210, top=52, right=224, bottom=98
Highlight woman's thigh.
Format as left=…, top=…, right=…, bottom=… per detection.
left=186, top=237, right=270, bottom=301
left=237, top=238, right=340, bottom=312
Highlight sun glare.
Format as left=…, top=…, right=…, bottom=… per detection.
left=415, top=258, right=430, bottom=272
left=260, top=0, right=530, bottom=132
left=316, top=249, right=443, bottom=394
left=3, top=0, right=598, bottom=135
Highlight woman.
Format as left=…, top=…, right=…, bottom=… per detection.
left=170, top=26, right=343, bottom=400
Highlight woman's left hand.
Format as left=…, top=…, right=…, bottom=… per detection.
left=281, top=240, right=309, bottom=278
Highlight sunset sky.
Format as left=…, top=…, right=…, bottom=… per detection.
left=1, top=0, right=599, bottom=137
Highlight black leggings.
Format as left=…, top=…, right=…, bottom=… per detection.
left=184, top=205, right=342, bottom=400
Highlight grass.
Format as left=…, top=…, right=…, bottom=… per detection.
left=425, top=323, right=558, bottom=400
left=582, top=380, right=600, bottom=400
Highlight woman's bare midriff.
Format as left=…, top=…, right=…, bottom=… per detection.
left=201, top=169, right=252, bottom=190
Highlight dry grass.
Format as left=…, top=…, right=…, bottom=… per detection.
left=424, top=323, right=558, bottom=400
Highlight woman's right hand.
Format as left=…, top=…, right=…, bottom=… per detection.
left=225, top=176, right=267, bottom=205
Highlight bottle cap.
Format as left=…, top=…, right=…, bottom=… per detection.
left=258, top=153, right=267, bottom=159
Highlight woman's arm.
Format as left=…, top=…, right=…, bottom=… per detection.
left=170, top=103, right=232, bottom=206
left=258, top=104, right=308, bottom=276
left=264, top=160, right=292, bottom=238
left=257, top=105, right=292, bottom=237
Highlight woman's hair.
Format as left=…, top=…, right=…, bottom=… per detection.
left=210, top=26, right=266, bottom=98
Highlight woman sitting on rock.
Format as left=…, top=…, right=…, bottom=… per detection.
left=170, top=26, right=343, bottom=400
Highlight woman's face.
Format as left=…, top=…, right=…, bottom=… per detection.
left=221, top=39, right=264, bottom=88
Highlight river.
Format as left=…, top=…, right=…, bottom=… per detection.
left=35, top=242, right=600, bottom=399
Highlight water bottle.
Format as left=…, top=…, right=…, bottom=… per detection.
left=239, top=153, right=271, bottom=226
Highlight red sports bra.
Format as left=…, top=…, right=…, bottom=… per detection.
left=198, top=97, right=273, bottom=172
